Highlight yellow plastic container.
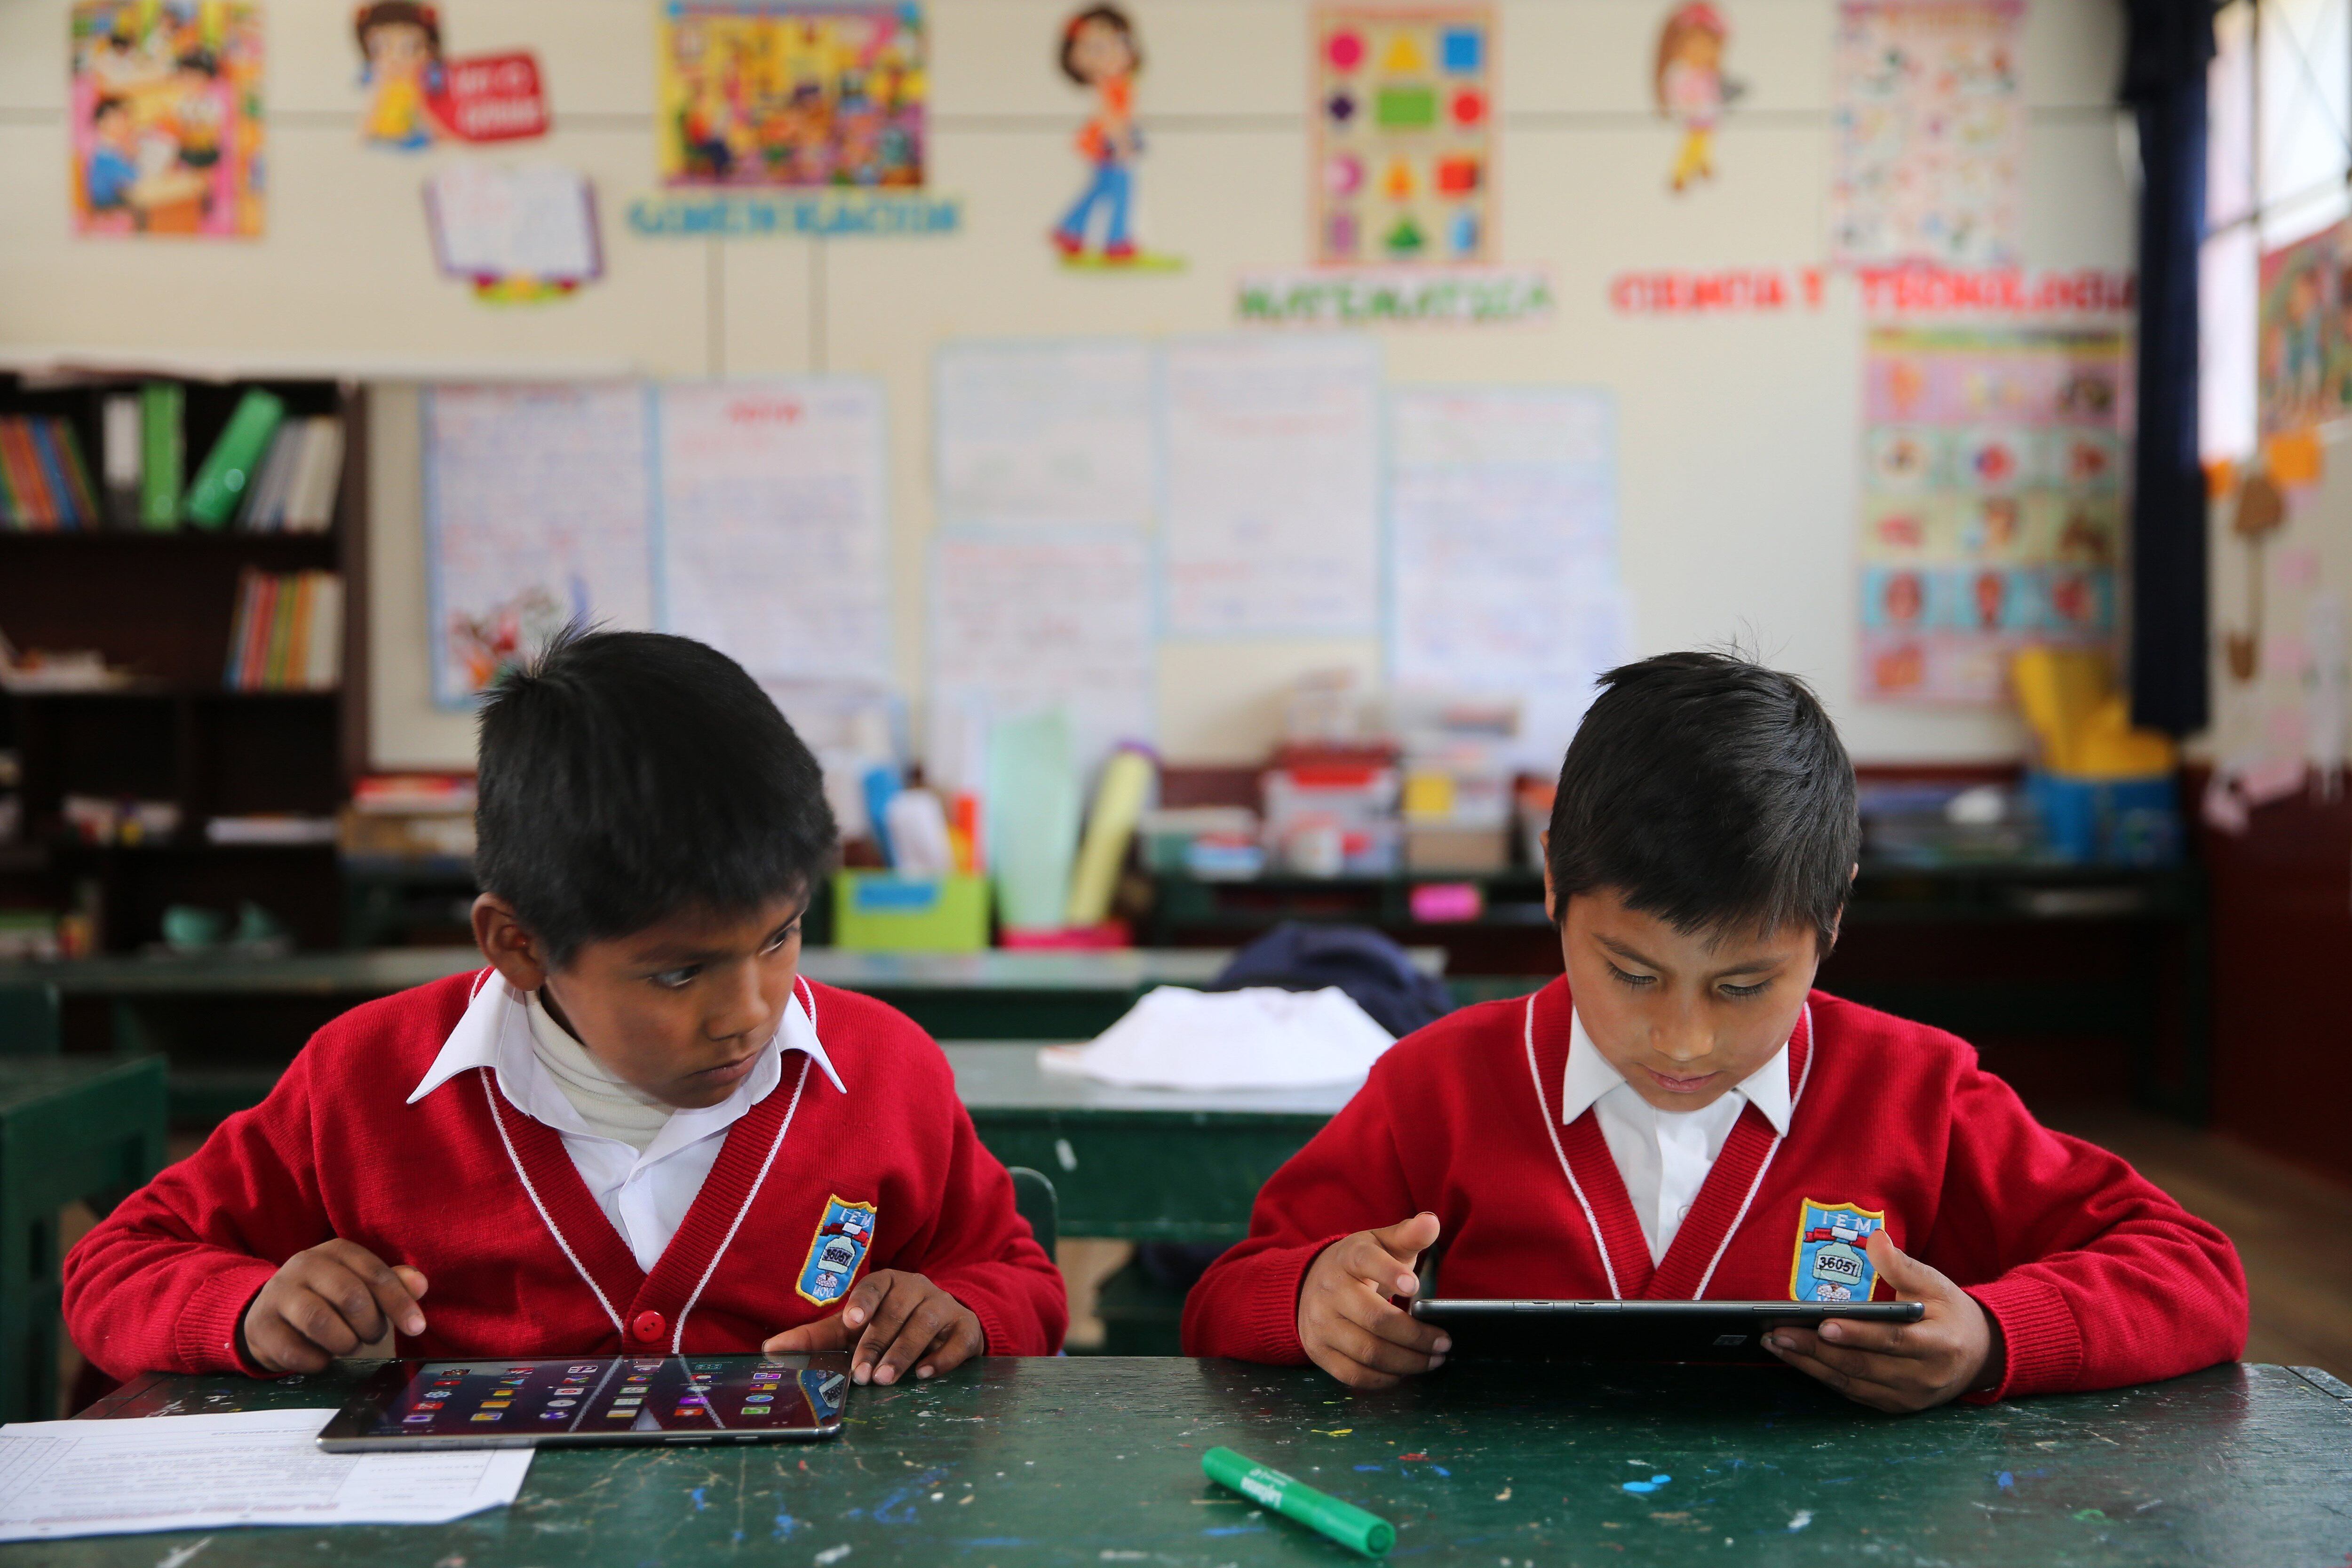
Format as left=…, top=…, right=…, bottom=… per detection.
left=830, top=872, right=990, bottom=952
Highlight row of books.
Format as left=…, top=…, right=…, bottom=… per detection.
left=224, top=569, right=344, bottom=692
left=0, top=415, right=101, bottom=528
left=0, top=386, right=342, bottom=532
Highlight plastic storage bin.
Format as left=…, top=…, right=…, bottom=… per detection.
left=2024, top=771, right=2182, bottom=867
left=831, top=872, right=991, bottom=952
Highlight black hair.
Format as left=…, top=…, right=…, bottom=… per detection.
left=1546, top=650, right=1858, bottom=953
left=93, top=93, right=127, bottom=123
left=1059, top=4, right=1139, bottom=85
left=473, top=627, right=837, bottom=966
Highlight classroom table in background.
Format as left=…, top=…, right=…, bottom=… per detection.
left=41, top=1357, right=2352, bottom=1566
left=0, top=947, right=1446, bottom=1124
left=0, top=1055, right=168, bottom=1424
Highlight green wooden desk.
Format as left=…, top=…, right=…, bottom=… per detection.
left=0, top=1056, right=167, bottom=1423
left=39, top=1357, right=2352, bottom=1566
left=945, top=1044, right=1347, bottom=1243
left=0, top=948, right=1440, bottom=1124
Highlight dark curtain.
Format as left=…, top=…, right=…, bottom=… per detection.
left=2121, top=0, right=2219, bottom=736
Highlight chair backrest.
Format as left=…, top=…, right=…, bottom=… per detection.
left=0, top=984, right=60, bottom=1056
left=1006, top=1166, right=1058, bottom=1259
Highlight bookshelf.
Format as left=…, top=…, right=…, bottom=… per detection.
left=0, top=375, right=368, bottom=955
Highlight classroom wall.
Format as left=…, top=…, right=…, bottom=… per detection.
left=0, top=0, right=2137, bottom=769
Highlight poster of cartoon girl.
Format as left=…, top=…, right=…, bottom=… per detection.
left=356, top=2, right=447, bottom=148
left=1051, top=5, right=1176, bottom=269
left=1654, top=2, right=1736, bottom=193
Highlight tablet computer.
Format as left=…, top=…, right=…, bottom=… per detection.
left=1408, top=1299, right=1924, bottom=1364
left=316, top=1353, right=850, bottom=1452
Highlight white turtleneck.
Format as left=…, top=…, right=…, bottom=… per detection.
left=526, top=989, right=674, bottom=1154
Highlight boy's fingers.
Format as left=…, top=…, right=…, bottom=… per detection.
left=1325, top=1320, right=1441, bottom=1377
left=1812, top=1315, right=1916, bottom=1354
left=911, top=1314, right=982, bottom=1380
left=392, top=1265, right=430, bottom=1302
left=286, top=1285, right=366, bottom=1356
left=1364, top=1213, right=1442, bottom=1291
left=763, top=1313, right=853, bottom=1354
left=839, top=1272, right=894, bottom=1332
left=866, top=1299, right=951, bottom=1386
left=850, top=1278, right=925, bottom=1381
left=250, top=1317, right=331, bottom=1374
left=1335, top=1289, right=1451, bottom=1355
left=316, top=1242, right=427, bottom=1338
left=1866, top=1231, right=1952, bottom=1300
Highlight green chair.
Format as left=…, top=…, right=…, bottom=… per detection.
left=1007, top=1166, right=1058, bottom=1259
left=0, top=985, right=60, bottom=1056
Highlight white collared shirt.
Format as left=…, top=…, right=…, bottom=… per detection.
left=410, top=974, right=845, bottom=1273
left=1560, top=1007, right=1792, bottom=1264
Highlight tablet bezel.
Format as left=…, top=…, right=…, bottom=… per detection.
left=1408, top=1298, right=1925, bottom=1363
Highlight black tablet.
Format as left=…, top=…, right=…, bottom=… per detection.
left=315, top=1353, right=850, bottom=1452
left=1409, top=1298, right=1924, bottom=1364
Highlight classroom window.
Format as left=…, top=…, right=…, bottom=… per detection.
left=2201, top=0, right=2352, bottom=460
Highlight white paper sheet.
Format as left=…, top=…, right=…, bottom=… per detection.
left=657, top=379, right=894, bottom=688
left=426, top=160, right=601, bottom=283
left=425, top=383, right=654, bottom=707
left=1388, top=387, right=1629, bottom=767
left=929, top=529, right=1155, bottom=779
left=1162, top=336, right=1382, bottom=637
left=0, top=1408, right=532, bottom=1541
left=935, top=340, right=1156, bottom=529
left=1039, top=985, right=1394, bottom=1089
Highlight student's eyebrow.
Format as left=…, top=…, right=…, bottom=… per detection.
left=1595, top=935, right=1668, bottom=971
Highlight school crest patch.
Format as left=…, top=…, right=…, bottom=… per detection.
left=1789, top=1199, right=1885, bottom=1303
left=796, top=1195, right=879, bottom=1306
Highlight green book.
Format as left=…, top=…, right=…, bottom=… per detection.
left=183, top=388, right=285, bottom=529
left=139, top=382, right=184, bottom=530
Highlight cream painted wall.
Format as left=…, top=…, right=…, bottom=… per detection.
left=0, top=0, right=2136, bottom=769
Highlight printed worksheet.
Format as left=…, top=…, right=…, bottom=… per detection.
left=1162, top=336, right=1382, bottom=637
left=934, top=340, right=1157, bottom=529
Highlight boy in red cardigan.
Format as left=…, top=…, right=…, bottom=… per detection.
left=1184, top=652, right=2245, bottom=1410
left=66, top=630, right=1065, bottom=1386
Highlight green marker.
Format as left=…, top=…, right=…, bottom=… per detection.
left=1201, top=1446, right=1395, bottom=1558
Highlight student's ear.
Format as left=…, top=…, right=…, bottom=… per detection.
left=1540, top=830, right=1557, bottom=922
left=472, top=894, right=554, bottom=993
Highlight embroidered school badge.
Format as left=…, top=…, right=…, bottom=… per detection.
left=797, top=1195, right=880, bottom=1307
left=1789, top=1199, right=1886, bottom=1302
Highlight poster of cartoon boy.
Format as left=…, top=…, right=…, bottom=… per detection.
left=1051, top=5, right=1168, bottom=267
left=69, top=1, right=264, bottom=238
left=1654, top=2, right=1736, bottom=193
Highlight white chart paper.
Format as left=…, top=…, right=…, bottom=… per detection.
left=425, top=383, right=654, bottom=707
left=0, top=1408, right=531, bottom=1541
left=658, top=379, right=894, bottom=688
left=1388, top=387, right=1628, bottom=767
left=426, top=160, right=602, bottom=284
left=929, top=530, right=1155, bottom=778
left=1162, top=336, right=1382, bottom=637
left=935, top=341, right=1156, bottom=529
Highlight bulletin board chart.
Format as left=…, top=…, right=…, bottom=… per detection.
left=1857, top=327, right=2130, bottom=704
left=1312, top=4, right=1496, bottom=266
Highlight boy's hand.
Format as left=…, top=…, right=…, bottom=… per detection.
left=1296, top=1212, right=1451, bottom=1390
left=1764, top=1231, right=2002, bottom=1412
left=240, top=1241, right=428, bottom=1373
left=762, top=1270, right=983, bottom=1386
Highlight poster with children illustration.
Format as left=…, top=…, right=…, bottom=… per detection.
left=354, top=3, right=548, bottom=150
left=1050, top=5, right=1178, bottom=270
left=2257, top=221, right=2352, bottom=438
left=1312, top=3, right=1495, bottom=265
left=655, top=0, right=926, bottom=189
left=1858, top=327, right=2130, bottom=703
left=69, top=0, right=263, bottom=238
left=1654, top=3, right=1741, bottom=193
left=1831, top=0, right=2023, bottom=266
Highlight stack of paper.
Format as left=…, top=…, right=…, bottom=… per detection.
left=0, top=1408, right=532, bottom=1542
left=1040, top=985, right=1395, bottom=1090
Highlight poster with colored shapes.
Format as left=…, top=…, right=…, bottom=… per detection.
left=1858, top=328, right=2129, bottom=704
left=2257, top=220, right=2352, bottom=438
left=655, top=0, right=925, bottom=189
left=69, top=0, right=264, bottom=238
left=1831, top=0, right=2023, bottom=267
left=1312, top=4, right=1494, bottom=266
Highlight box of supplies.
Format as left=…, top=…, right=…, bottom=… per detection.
left=830, top=872, right=990, bottom=952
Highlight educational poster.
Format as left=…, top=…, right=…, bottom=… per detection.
left=657, top=379, right=894, bottom=690
left=1830, top=0, right=2023, bottom=267
left=929, top=531, right=1155, bottom=778
left=655, top=1, right=925, bottom=188
left=1162, top=336, right=1382, bottom=637
left=424, top=161, right=601, bottom=302
left=355, top=4, right=548, bottom=149
left=1858, top=328, right=2130, bottom=704
left=1312, top=4, right=1495, bottom=265
left=1049, top=6, right=1176, bottom=271
left=424, top=385, right=654, bottom=706
left=934, top=340, right=1157, bottom=529
left=69, top=0, right=264, bottom=238
left=2257, top=221, right=2352, bottom=437
left=1388, top=388, right=1627, bottom=767
left=1655, top=4, right=1738, bottom=193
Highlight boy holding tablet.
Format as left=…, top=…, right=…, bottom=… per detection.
left=67, top=630, right=1065, bottom=1387
left=1184, top=652, right=2245, bottom=1410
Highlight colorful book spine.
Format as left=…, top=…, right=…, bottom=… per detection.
left=1, top=420, right=57, bottom=528
left=140, top=382, right=183, bottom=530
left=25, top=421, right=75, bottom=529
left=306, top=573, right=344, bottom=690
left=0, top=424, right=18, bottom=529
left=242, top=573, right=278, bottom=691
left=49, top=419, right=99, bottom=527
left=223, top=569, right=257, bottom=689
